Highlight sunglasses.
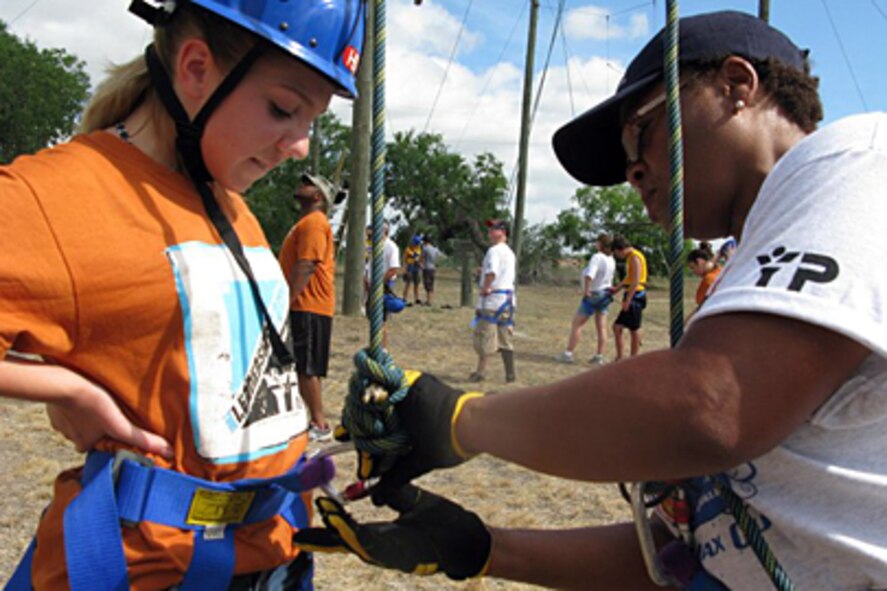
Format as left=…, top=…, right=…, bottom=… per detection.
left=621, top=75, right=696, bottom=164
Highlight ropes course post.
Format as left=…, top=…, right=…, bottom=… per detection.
left=368, top=0, right=387, bottom=358
left=664, top=0, right=684, bottom=347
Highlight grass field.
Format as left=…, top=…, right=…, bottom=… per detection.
left=0, top=267, right=698, bottom=589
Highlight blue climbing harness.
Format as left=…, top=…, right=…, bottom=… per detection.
left=474, top=289, right=515, bottom=327
left=5, top=450, right=319, bottom=591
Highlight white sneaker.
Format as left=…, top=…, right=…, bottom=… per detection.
left=555, top=351, right=575, bottom=363
left=309, top=424, right=333, bottom=442
left=589, top=354, right=605, bottom=365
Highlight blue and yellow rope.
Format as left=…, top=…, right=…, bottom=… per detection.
left=369, top=0, right=387, bottom=358
left=340, top=0, right=412, bottom=462
left=715, top=479, right=795, bottom=591
left=664, top=0, right=684, bottom=348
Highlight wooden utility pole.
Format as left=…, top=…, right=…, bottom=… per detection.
left=310, top=119, right=322, bottom=174
left=759, top=0, right=770, bottom=22
left=341, top=0, right=374, bottom=316
left=511, top=0, right=539, bottom=273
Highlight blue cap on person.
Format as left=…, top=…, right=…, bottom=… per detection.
left=130, top=0, right=366, bottom=98
left=552, top=10, right=807, bottom=186
left=412, top=235, right=423, bottom=245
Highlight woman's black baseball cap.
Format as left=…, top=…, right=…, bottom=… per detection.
left=552, top=10, right=807, bottom=187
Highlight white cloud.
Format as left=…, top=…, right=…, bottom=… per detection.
left=4, top=0, right=625, bottom=226
left=564, top=6, right=610, bottom=41
left=627, top=12, right=650, bottom=39
left=564, top=4, right=649, bottom=41
left=388, top=0, right=481, bottom=58
left=3, top=0, right=151, bottom=88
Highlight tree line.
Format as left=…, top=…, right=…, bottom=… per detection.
left=1, top=21, right=679, bottom=282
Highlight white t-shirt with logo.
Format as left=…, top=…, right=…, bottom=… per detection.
left=477, top=242, right=516, bottom=311
left=682, top=113, right=887, bottom=590
left=583, top=252, right=616, bottom=293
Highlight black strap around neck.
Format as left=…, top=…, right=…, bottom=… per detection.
left=197, top=184, right=294, bottom=366
left=144, top=44, right=264, bottom=184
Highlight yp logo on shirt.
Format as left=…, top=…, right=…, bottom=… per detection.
left=755, top=246, right=839, bottom=292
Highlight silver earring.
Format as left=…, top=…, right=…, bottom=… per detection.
left=734, top=99, right=746, bottom=113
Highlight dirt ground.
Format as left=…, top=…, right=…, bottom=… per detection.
left=0, top=267, right=695, bottom=589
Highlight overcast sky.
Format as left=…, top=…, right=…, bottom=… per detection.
left=3, top=0, right=886, bottom=228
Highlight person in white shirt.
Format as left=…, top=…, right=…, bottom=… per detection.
left=557, top=233, right=616, bottom=365
left=470, top=219, right=517, bottom=383
left=296, top=11, right=887, bottom=590
left=363, top=223, right=401, bottom=349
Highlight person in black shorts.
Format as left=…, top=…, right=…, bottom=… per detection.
left=609, top=234, right=648, bottom=360
left=279, top=174, right=338, bottom=441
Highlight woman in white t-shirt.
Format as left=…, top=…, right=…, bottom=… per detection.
left=557, top=233, right=616, bottom=365
left=296, top=11, right=886, bottom=590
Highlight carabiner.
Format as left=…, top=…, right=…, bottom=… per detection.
left=631, top=481, right=679, bottom=587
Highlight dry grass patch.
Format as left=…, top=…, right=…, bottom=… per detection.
left=0, top=268, right=696, bottom=589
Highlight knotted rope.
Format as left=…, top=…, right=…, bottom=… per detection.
left=341, top=348, right=411, bottom=456
left=339, top=0, right=413, bottom=459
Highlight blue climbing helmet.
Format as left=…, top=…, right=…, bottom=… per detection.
left=384, top=293, right=406, bottom=314
left=130, top=0, right=366, bottom=97
left=129, top=0, right=366, bottom=184
left=188, top=0, right=365, bottom=98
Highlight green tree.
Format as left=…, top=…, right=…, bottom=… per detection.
left=0, top=21, right=90, bottom=164
left=385, top=130, right=509, bottom=259
left=244, top=111, right=351, bottom=252
left=517, top=221, right=563, bottom=283
left=552, top=184, right=689, bottom=277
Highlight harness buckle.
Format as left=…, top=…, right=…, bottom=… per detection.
left=111, top=449, right=155, bottom=528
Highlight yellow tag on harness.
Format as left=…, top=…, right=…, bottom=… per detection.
left=186, top=489, right=255, bottom=526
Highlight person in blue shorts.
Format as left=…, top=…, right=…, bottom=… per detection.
left=557, top=233, right=616, bottom=365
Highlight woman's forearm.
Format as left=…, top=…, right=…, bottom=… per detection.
left=0, top=357, right=81, bottom=403
left=487, top=522, right=671, bottom=590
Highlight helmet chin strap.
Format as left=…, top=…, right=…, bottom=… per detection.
left=144, top=42, right=263, bottom=183
left=144, top=42, right=295, bottom=366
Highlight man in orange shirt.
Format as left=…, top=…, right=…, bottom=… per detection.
left=687, top=247, right=722, bottom=313
left=279, top=174, right=338, bottom=441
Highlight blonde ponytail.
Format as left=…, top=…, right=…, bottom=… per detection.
left=77, top=4, right=259, bottom=140
left=78, top=57, right=151, bottom=133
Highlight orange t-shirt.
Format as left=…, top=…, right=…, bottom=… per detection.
left=278, top=210, right=335, bottom=317
left=0, top=133, right=309, bottom=590
left=695, top=266, right=722, bottom=306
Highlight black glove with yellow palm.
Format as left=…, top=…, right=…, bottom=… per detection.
left=369, top=372, right=484, bottom=501
left=338, top=354, right=485, bottom=495
left=293, top=484, right=492, bottom=580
